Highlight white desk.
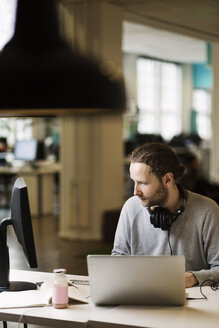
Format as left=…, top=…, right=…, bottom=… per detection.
left=1, top=270, right=97, bottom=328
left=88, top=287, right=219, bottom=328
left=1, top=270, right=219, bottom=328
left=0, top=162, right=61, bottom=216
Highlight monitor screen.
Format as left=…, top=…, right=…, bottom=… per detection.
left=14, top=139, right=38, bottom=161
left=0, top=177, right=38, bottom=291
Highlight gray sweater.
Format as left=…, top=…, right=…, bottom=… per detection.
left=112, top=191, right=219, bottom=284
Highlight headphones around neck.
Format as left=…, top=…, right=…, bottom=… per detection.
left=147, top=184, right=187, bottom=231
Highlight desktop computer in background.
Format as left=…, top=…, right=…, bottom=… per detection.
left=14, top=139, right=38, bottom=162
left=14, top=139, right=45, bottom=164
left=0, top=137, right=7, bottom=166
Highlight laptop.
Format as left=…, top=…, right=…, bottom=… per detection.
left=87, top=255, right=185, bottom=306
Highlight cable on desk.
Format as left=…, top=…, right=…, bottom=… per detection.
left=17, top=303, right=51, bottom=328
left=200, top=279, right=219, bottom=299
left=186, top=279, right=219, bottom=300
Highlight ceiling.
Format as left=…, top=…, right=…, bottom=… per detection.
left=107, top=0, right=219, bottom=42
left=105, top=0, right=219, bottom=63
left=107, top=0, right=219, bottom=63
left=122, top=22, right=207, bottom=63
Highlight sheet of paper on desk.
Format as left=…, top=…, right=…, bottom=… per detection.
left=0, top=282, right=90, bottom=309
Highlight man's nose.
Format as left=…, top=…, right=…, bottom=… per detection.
left=134, top=183, right=140, bottom=196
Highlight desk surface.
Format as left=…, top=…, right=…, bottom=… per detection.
left=1, top=270, right=219, bottom=328
left=0, top=161, right=61, bottom=175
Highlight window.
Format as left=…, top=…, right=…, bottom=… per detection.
left=192, top=89, right=211, bottom=140
left=137, top=58, right=182, bottom=141
left=0, top=118, right=33, bottom=147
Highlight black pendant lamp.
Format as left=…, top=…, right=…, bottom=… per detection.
left=0, top=0, right=126, bottom=117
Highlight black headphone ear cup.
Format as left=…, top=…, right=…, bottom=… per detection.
left=150, top=209, right=159, bottom=228
left=149, top=207, right=172, bottom=231
left=148, top=185, right=186, bottom=231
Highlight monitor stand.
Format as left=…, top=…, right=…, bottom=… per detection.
left=0, top=281, right=37, bottom=292
left=0, top=220, right=37, bottom=292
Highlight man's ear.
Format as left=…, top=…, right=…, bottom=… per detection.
left=162, top=172, right=174, bottom=185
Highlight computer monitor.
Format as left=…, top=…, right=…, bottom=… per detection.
left=14, top=139, right=38, bottom=162
left=0, top=137, right=7, bottom=166
left=0, top=177, right=38, bottom=291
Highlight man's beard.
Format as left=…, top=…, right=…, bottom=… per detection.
left=140, top=182, right=169, bottom=208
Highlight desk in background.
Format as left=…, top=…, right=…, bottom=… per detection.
left=0, top=162, right=61, bottom=217
left=0, top=269, right=219, bottom=328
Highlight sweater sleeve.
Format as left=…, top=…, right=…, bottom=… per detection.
left=191, top=202, right=219, bottom=285
left=111, top=199, right=132, bottom=255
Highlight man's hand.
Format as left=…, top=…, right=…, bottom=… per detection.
left=185, top=272, right=198, bottom=287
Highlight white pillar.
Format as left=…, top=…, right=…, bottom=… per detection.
left=59, top=1, right=124, bottom=239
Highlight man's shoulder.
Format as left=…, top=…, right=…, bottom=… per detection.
left=187, top=190, right=219, bottom=211
left=122, top=196, right=145, bottom=215
left=124, top=195, right=142, bottom=207
left=120, top=196, right=148, bottom=226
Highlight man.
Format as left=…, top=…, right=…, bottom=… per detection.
left=112, top=143, right=219, bottom=287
